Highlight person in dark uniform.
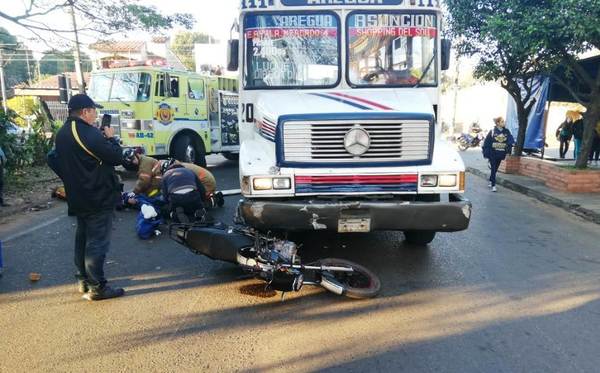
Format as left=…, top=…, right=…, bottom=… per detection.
left=161, top=160, right=207, bottom=223
left=482, top=117, right=515, bottom=192
left=54, top=94, right=125, bottom=301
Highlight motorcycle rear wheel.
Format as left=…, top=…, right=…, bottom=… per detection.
left=317, top=258, right=381, bottom=299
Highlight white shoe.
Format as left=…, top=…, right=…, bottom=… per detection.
left=492, top=186, right=497, bottom=192
left=488, top=181, right=492, bottom=188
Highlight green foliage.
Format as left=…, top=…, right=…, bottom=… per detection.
left=0, top=104, right=58, bottom=174
left=7, top=97, right=37, bottom=127
left=171, top=32, right=218, bottom=71
left=1, top=1, right=194, bottom=42
left=0, top=27, right=34, bottom=86
left=39, top=50, right=92, bottom=76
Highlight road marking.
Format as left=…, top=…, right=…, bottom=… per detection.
left=221, top=189, right=241, bottom=196
left=2, top=216, right=65, bottom=243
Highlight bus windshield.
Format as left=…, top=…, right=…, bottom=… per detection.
left=244, top=13, right=340, bottom=88
left=89, top=72, right=152, bottom=102
left=347, top=12, right=437, bottom=87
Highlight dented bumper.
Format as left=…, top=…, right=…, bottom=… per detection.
left=238, top=194, right=472, bottom=232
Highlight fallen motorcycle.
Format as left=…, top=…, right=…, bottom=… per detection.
left=169, top=221, right=381, bottom=299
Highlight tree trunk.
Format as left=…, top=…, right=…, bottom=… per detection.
left=513, top=104, right=530, bottom=156
left=575, top=95, right=600, bottom=169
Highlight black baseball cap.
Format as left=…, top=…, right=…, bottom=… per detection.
left=67, top=94, right=104, bottom=111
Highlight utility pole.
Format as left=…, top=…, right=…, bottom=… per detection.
left=69, top=0, right=86, bottom=93
left=451, top=55, right=461, bottom=134
left=0, top=49, right=8, bottom=113
left=25, top=49, right=33, bottom=85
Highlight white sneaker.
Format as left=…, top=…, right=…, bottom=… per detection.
left=488, top=181, right=493, bottom=188
left=492, top=186, right=497, bottom=192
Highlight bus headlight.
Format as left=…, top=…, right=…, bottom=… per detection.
left=421, top=175, right=438, bottom=187
left=252, top=177, right=292, bottom=191
left=253, top=178, right=272, bottom=191
left=439, top=174, right=458, bottom=187
left=272, top=177, right=291, bottom=190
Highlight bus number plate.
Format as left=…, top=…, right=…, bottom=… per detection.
left=338, top=218, right=371, bottom=233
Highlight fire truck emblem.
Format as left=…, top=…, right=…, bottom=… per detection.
left=156, top=103, right=174, bottom=125
left=344, top=126, right=371, bottom=156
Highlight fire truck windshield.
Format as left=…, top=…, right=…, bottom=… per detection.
left=243, top=12, right=340, bottom=89
left=89, top=72, right=152, bottom=102
left=347, top=12, right=438, bottom=87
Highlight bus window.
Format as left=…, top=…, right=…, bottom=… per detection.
left=188, top=79, right=205, bottom=100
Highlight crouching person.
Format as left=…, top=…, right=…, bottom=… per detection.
left=180, top=162, right=224, bottom=208
left=161, top=159, right=207, bottom=223
left=122, top=148, right=162, bottom=198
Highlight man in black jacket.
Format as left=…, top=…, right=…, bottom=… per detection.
left=55, top=94, right=125, bottom=301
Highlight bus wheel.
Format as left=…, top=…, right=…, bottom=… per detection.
left=173, top=134, right=207, bottom=168
left=222, top=152, right=239, bottom=161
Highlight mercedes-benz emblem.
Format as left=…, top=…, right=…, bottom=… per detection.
left=344, top=126, right=371, bottom=156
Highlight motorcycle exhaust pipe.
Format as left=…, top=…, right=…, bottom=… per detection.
left=170, top=224, right=254, bottom=264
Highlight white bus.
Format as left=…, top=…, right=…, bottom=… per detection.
left=228, top=0, right=471, bottom=244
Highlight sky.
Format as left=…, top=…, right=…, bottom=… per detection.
left=0, top=0, right=239, bottom=57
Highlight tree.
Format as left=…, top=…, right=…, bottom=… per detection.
left=446, top=0, right=549, bottom=156
left=0, top=28, right=34, bottom=86
left=531, top=0, right=600, bottom=168
left=0, top=1, right=194, bottom=47
left=171, top=32, right=218, bottom=72
left=39, top=49, right=92, bottom=75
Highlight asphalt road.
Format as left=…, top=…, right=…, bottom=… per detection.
left=1, top=155, right=600, bottom=372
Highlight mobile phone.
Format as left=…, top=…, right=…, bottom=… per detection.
left=101, top=114, right=112, bottom=129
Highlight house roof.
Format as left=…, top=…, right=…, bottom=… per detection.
left=89, top=41, right=147, bottom=53
left=14, top=72, right=91, bottom=90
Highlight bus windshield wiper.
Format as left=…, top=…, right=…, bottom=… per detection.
left=413, top=53, right=436, bottom=88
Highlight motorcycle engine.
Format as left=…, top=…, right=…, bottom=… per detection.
left=270, top=268, right=304, bottom=292
left=271, top=240, right=299, bottom=263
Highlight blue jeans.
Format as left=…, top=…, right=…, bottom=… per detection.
left=574, top=138, right=582, bottom=159
left=489, top=157, right=503, bottom=187
left=74, top=210, right=114, bottom=290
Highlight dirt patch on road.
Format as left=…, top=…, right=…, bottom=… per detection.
left=0, top=165, right=64, bottom=224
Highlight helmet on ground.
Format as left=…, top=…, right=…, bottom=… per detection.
left=161, top=158, right=177, bottom=174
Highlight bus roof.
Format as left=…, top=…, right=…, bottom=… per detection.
left=240, top=0, right=442, bottom=12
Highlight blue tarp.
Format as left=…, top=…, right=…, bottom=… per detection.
left=505, top=77, right=550, bottom=151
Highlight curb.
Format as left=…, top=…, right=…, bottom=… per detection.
left=467, top=167, right=600, bottom=225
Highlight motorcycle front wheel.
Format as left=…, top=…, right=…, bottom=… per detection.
left=317, top=258, right=381, bottom=299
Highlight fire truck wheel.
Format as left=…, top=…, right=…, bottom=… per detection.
left=173, top=134, right=207, bottom=168
left=403, top=230, right=436, bottom=246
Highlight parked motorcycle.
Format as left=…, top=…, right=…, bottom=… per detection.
left=457, top=127, right=485, bottom=151
left=169, top=220, right=381, bottom=299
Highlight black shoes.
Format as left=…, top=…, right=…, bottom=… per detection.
left=83, top=285, right=125, bottom=301
left=78, top=280, right=89, bottom=294
left=207, top=192, right=224, bottom=208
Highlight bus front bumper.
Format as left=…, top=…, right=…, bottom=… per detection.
left=237, top=194, right=472, bottom=232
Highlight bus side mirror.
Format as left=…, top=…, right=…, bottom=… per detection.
left=227, top=39, right=239, bottom=72
left=441, top=39, right=451, bottom=71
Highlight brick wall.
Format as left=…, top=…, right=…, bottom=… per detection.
left=499, top=156, right=600, bottom=193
